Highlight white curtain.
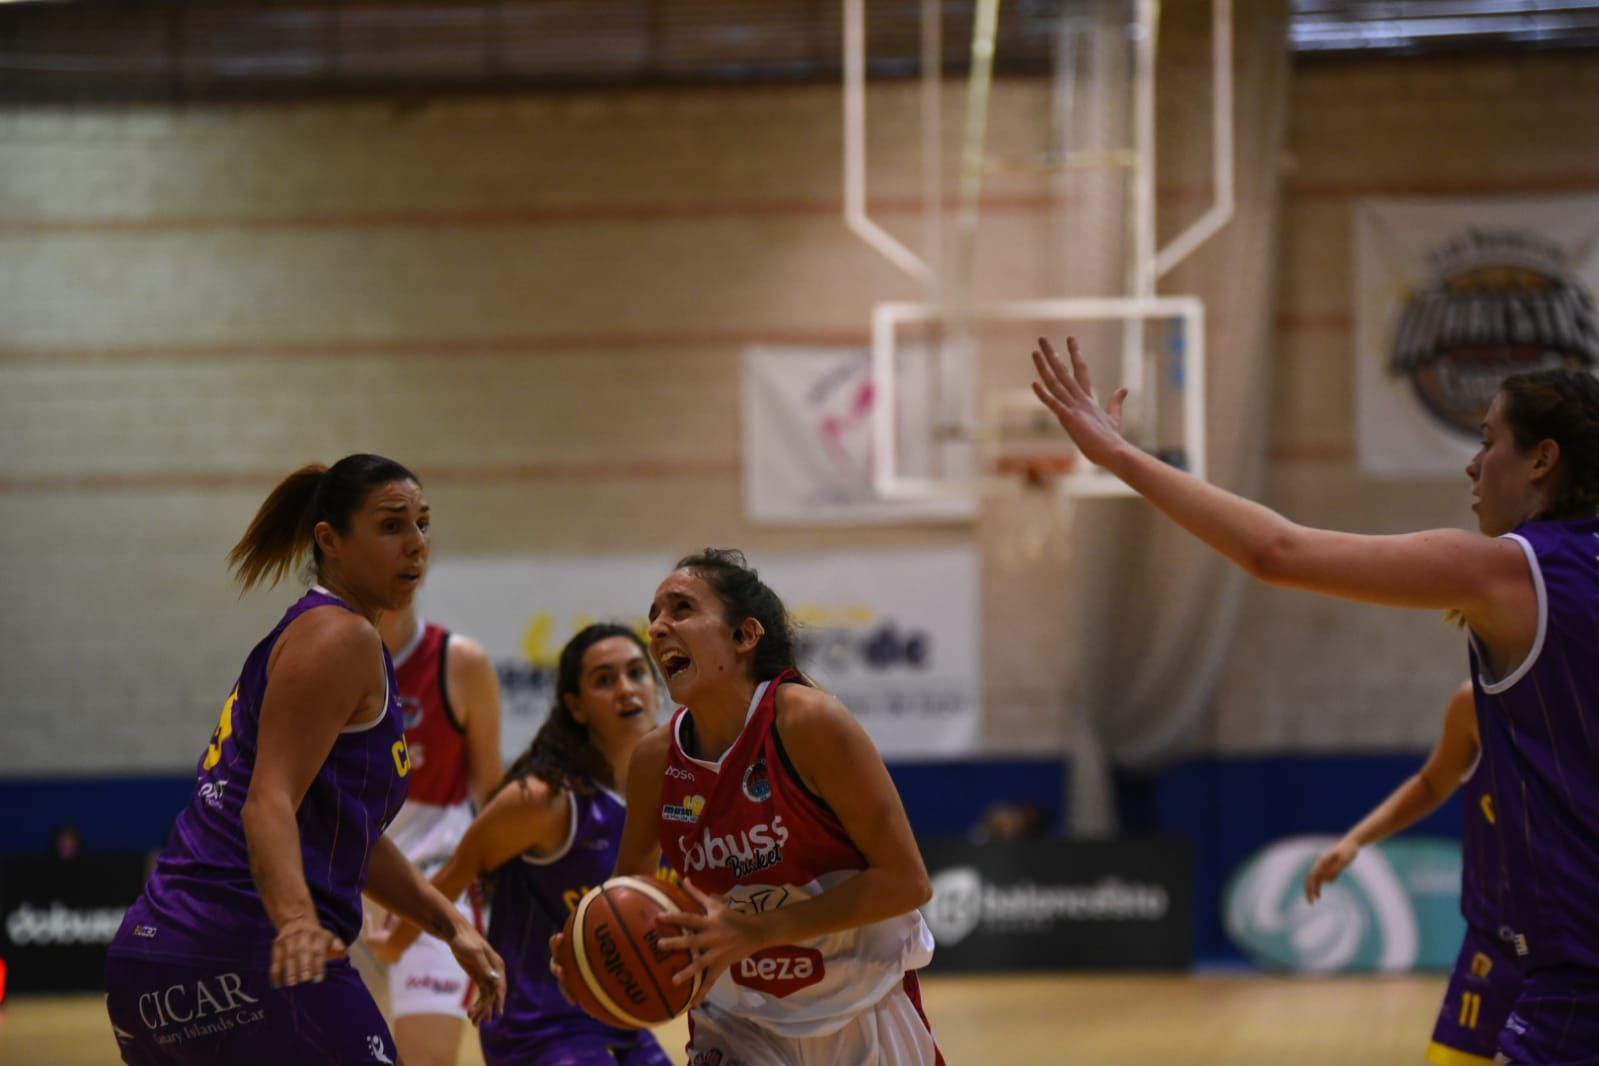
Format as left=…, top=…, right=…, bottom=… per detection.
left=1064, top=0, right=1291, bottom=832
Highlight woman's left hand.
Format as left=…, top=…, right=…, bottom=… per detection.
left=447, top=924, right=508, bottom=1024
left=655, top=879, right=764, bottom=1008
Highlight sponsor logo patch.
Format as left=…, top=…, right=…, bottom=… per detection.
left=741, top=756, right=772, bottom=803
left=368, top=1034, right=395, bottom=1064
left=678, top=818, right=788, bottom=878
left=403, top=974, right=464, bottom=995
left=731, top=946, right=825, bottom=998
left=662, top=794, right=706, bottom=824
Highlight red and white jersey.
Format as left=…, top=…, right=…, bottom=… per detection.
left=658, top=670, right=934, bottom=1038
left=385, top=622, right=474, bottom=872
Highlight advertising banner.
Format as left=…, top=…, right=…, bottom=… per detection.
left=422, top=549, right=981, bottom=762
left=743, top=345, right=977, bottom=524
left=1354, top=195, right=1599, bottom=478
left=1224, top=835, right=1465, bottom=973
left=918, top=838, right=1194, bottom=972
left=1, top=854, right=147, bottom=993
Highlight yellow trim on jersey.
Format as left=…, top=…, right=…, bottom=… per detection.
left=1425, top=1040, right=1494, bottom=1066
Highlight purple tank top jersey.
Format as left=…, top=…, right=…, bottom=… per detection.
left=1458, top=750, right=1502, bottom=934
left=112, top=587, right=409, bottom=966
left=478, top=782, right=638, bottom=1058
left=1468, top=518, right=1599, bottom=973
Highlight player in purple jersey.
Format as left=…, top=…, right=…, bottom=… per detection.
left=1030, top=339, right=1599, bottom=1065
left=1304, top=681, right=1519, bottom=1065
left=105, top=455, right=506, bottom=1065
left=371, top=624, right=672, bottom=1066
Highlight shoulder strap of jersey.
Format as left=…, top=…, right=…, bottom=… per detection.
left=434, top=625, right=466, bottom=733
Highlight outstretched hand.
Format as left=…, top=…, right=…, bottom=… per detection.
left=656, top=879, right=760, bottom=1009
left=1030, top=336, right=1131, bottom=469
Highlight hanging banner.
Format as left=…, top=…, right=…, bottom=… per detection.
left=743, top=346, right=976, bottom=524
left=422, top=550, right=981, bottom=763
left=1224, top=836, right=1465, bottom=974
left=919, top=838, right=1194, bottom=972
left=1354, top=195, right=1599, bottom=478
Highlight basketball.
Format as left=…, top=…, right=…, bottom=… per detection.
left=557, top=875, right=705, bottom=1029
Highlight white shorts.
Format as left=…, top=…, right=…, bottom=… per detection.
left=686, top=972, right=943, bottom=1066
left=385, top=891, right=483, bottom=1022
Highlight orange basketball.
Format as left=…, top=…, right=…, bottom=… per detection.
left=557, top=875, right=705, bottom=1029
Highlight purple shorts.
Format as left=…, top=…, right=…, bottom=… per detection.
left=1496, top=966, right=1599, bottom=1066
left=1429, top=925, right=1523, bottom=1064
left=105, top=953, right=396, bottom=1066
left=481, top=1025, right=673, bottom=1066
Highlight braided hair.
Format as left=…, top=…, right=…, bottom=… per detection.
left=1499, top=368, right=1599, bottom=521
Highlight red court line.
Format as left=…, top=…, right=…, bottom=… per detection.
left=0, top=327, right=871, bottom=365
left=1287, top=175, right=1599, bottom=200
left=0, top=186, right=1245, bottom=236
left=6, top=173, right=1593, bottom=236
left=0, top=194, right=1056, bottom=236
left=0, top=458, right=739, bottom=495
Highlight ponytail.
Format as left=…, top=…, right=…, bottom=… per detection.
left=227, top=453, right=421, bottom=592
left=228, top=464, right=325, bottom=592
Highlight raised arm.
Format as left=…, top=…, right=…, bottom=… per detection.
left=447, top=634, right=505, bottom=809
left=1305, top=681, right=1479, bottom=903
left=371, top=775, right=570, bottom=960
left=1029, top=337, right=1535, bottom=635
left=662, top=685, right=930, bottom=1000
left=243, top=608, right=386, bottom=989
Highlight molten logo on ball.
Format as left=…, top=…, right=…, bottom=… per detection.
left=562, top=876, right=706, bottom=1029
left=593, top=922, right=648, bottom=1006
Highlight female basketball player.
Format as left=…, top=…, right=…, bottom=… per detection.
left=563, top=549, right=940, bottom=1065
left=1030, top=336, right=1599, bottom=1064
left=368, top=597, right=503, bottom=1066
left=370, top=623, right=673, bottom=1066
left=104, top=455, right=506, bottom=1065
left=1304, top=681, right=1518, bottom=1065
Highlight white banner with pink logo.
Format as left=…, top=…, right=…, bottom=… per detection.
left=422, top=549, right=981, bottom=763
left=742, top=345, right=976, bottom=523
left=1354, top=195, right=1599, bottom=478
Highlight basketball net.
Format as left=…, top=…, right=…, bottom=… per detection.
left=988, top=455, right=1079, bottom=571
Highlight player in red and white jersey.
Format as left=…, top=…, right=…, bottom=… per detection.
left=370, top=598, right=503, bottom=1066
left=604, top=549, right=940, bottom=1064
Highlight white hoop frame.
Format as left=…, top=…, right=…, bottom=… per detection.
left=869, top=296, right=1206, bottom=500
left=844, top=1, right=1229, bottom=506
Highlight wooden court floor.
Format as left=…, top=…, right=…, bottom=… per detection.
left=1, top=972, right=1452, bottom=1065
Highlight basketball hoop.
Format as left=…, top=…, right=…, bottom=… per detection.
left=988, top=453, right=1079, bottom=570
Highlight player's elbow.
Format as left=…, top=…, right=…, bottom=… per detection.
left=903, top=866, right=933, bottom=911
left=1245, top=530, right=1307, bottom=586
left=240, top=787, right=290, bottom=841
